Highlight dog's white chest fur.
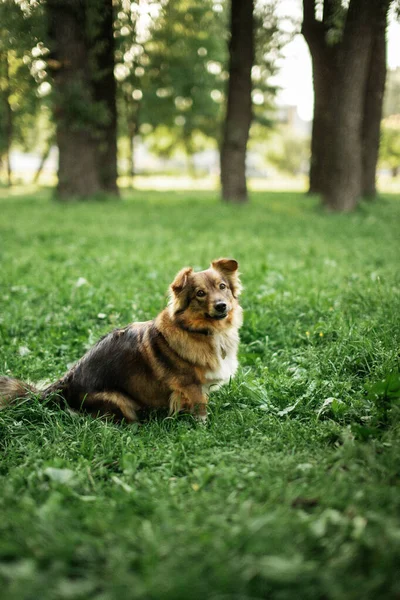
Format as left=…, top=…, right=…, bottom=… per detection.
left=203, top=330, right=239, bottom=393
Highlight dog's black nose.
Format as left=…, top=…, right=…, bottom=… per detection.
left=215, top=302, right=227, bottom=313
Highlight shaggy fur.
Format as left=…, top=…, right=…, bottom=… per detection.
left=0, top=258, right=243, bottom=422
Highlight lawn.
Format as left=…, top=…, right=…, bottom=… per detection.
left=0, top=189, right=399, bottom=600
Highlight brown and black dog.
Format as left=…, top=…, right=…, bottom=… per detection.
left=0, top=258, right=243, bottom=422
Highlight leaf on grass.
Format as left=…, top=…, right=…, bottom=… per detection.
left=18, top=346, right=31, bottom=356
left=43, top=467, right=75, bottom=485
left=317, top=397, right=344, bottom=419
left=75, top=277, right=89, bottom=288
left=111, top=476, right=133, bottom=493
left=277, top=399, right=301, bottom=416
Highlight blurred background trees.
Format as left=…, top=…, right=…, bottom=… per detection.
left=0, top=0, right=398, bottom=209
left=0, top=0, right=45, bottom=186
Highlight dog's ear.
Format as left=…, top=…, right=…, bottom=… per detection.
left=170, top=267, right=193, bottom=295
left=169, top=267, right=193, bottom=312
left=211, top=258, right=242, bottom=298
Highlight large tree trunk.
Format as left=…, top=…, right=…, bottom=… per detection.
left=323, top=0, right=377, bottom=211
left=220, top=0, right=254, bottom=203
left=361, top=1, right=389, bottom=198
left=92, top=0, right=118, bottom=195
left=308, top=53, right=337, bottom=195
left=302, top=0, right=390, bottom=211
left=302, top=1, right=338, bottom=195
left=47, top=0, right=118, bottom=200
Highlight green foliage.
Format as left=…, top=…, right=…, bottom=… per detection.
left=383, top=67, right=400, bottom=117
left=122, top=0, right=228, bottom=158
left=380, top=116, right=400, bottom=175
left=266, top=126, right=310, bottom=175
left=116, top=0, right=284, bottom=165
left=0, top=0, right=49, bottom=177
left=0, top=190, right=399, bottom=598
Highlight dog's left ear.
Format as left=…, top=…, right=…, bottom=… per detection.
left=211, top=258, right=242, bottom=298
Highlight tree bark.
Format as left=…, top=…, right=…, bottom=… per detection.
left=361, top=1, right=390, bottom=198
left=91, top=0, right=118, bottom=195
left=303, top=0, right=390, bottom=211
left=47, top=0, right=118, bottom=200
left=220, top=0, right=254, bottom=203
left=302, top=1, right=338, bottom=195
left=323, top=0, right=376, bottom=211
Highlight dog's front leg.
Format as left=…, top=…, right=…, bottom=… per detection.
left=169, top=384, right=208, bottom=422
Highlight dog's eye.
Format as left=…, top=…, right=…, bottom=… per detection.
left=219, top=283, right=227, bottom=290
left=196, top=290, right=206, bottom=298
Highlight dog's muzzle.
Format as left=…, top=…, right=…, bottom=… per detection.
left=207, top=302, right=228, bottom=320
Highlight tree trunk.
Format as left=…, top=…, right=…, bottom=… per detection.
left=47, top=0, right=118, bottom=200
left=91, top=0, right=119, bottom=195
left=322, top=0, right=373, bottom=210
left=124, top=91, right=140, bottom=186
left=4, top=51, right=12, bottom=187
left=220, top=0, right=254, bottom=203
left=302, top=0, right=390, bottom=211
left=33, top=141, right=52, bottom=185
left=308, top=52, right=336, bottom=194
left=361, top=1, right=390, bottom=198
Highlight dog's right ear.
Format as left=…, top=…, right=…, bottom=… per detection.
left=170, top=267, right=193, bottom=295
left=169, top=267, right=193, bottom=313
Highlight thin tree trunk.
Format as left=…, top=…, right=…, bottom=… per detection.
left=124, top=92, right=140, bottom=186
left=220, top=0, right=254, bottom=203
left=5, top=51, right=12, bottom=187
left=33, top=141, right=52, bottom=184
left=128, top=131, right=135, bottom=182
left=361, top=1, right=390, bottom=198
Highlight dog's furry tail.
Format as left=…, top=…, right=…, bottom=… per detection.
left=0, top=376, right=39, bottom=408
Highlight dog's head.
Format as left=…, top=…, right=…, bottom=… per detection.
left=168, top=258, right=242, bottom=332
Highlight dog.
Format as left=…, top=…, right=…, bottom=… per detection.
left=0, top=258, right=243, bottom=423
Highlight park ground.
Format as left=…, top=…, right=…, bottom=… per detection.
left=0, top=188, right=399, bottom=599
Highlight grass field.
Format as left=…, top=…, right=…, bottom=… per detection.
left=0, top=189, right=399, bottom=600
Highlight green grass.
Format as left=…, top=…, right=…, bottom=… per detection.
left=0, top=189, right=399, bottom=600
